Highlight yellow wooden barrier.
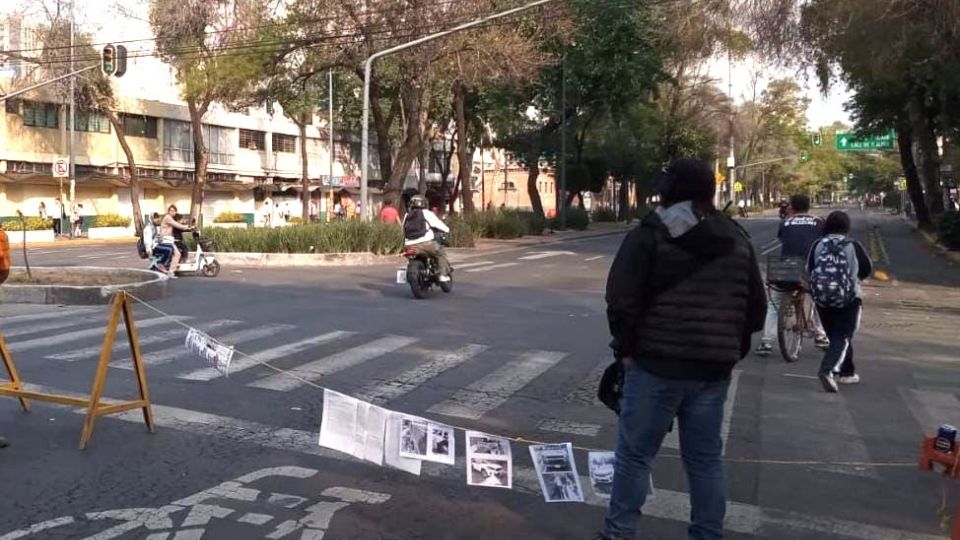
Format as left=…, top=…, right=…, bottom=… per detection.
left=0, top=292, right=155, bottom=449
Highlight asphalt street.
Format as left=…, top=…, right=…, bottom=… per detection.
left=0, top=209, right=958, bottom=539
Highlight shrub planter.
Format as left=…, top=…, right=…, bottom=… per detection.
left=7, top=229, right=56, bottom=243
left=0, top=266, right=168, bottom=305
left=216, top=252, right=397, bottom=268
left=209, top=222, right=249, bottom=229
left=87, top=226, right=134, bottom=239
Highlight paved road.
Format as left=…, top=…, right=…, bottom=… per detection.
left=0, top=210, right=957, bottom=539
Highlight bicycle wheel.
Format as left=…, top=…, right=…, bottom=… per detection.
left=777, top=296, right=803, bottom=362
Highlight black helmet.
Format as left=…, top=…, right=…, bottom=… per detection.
left=409, top=195, right=427, bottom=209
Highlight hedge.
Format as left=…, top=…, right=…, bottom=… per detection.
left=213, top=211, right=246, bottom=223
left=2, top=217, right=52, bottom=231
left=462, top=210, right=544, bottom=239
left=937, top=211, right=960, bottom=250
left=90, top=214, right=131, bottom=228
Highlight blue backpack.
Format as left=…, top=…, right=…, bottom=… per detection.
left=810, top=238, right=855, bottom=308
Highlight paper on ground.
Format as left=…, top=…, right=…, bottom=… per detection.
left=529, top=443, right=584, bottom=503
left=465, top=430, right=512, bottom=489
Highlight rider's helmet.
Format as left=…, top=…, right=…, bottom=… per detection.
left=409, top=195, right=427, bottom=210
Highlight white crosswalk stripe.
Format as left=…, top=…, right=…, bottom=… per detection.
left=427, top=350, right=566, bottom=419
left=2, top=315, right=101, bottom=338
left=248, top=335, right=417, bottom=392
left=465, top=262, right=518, bottom=273
left=354, top=344, right=488, bottom=404
left=0, top=307, right=97, bottom=327
left=113, top=324, right=295, bottom=371
left=46, top=320, right=243, bottom=362
left=179, top=331, right=356, bottom=381
left=451, top=261, right=496, bottom=269
left=5, top=315, right=191, bottom=353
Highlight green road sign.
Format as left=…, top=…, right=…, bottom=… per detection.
left=835, top=130, right=895, bottom=151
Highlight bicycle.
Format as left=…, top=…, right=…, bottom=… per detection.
left=766, top=256, right=818, bottom=363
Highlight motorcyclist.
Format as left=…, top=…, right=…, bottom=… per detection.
left=778, top=199, right=789, bottom=220
left=402, top=194, right=452, bottom=282
left=756, top=193, right=829, bottom=355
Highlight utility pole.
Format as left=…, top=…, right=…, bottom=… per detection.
left=559, top=57, right=567, bottom=229
left=727, top=50, right=736, bottom=206
left=328, top=68, right=334, bottom=221
left=360, top=0, right=553, bottom=220
left=69, top=0, right=76, bottom=237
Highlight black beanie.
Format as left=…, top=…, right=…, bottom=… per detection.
left=659, top=158, right=716, bottom=206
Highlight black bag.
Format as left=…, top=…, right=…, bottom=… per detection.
left=403, top=210, right=428, bottom=240
left=598, top=361, right=625, bottom=414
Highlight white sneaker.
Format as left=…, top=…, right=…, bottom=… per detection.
left=818, top=371, right=839, bottom=393
left=438, top=275, right=451, bottom=282
left=755, top=343, right=773, bottom=356
left=837, top=374, right=860, bottom=385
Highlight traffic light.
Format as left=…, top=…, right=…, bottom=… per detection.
left=812, top=131, right=822, bottom=146
left=101, top=44, right=116, bottom=76
left=114, top=45, right=128, bottom=78
left=799, top=151, right=810, bottom=163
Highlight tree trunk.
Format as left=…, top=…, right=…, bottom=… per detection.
left=107, top=111, right=144, bottom=237
left=453, top=82, right=475, bottom=214
left=896, top=123, right=932, bottom=229
left=187, top=100, right=209, bottom=225
left=526, top=141, right=544, bottom=218
left=576, top=191, right=585, bottom=209
left=367, top=80, right=396, bottom=184
left=385, top=87, right=427, bottom=205
left=298, top=120, right=310, bottom=222
left=915, top=104, right=945, bottom=216
left=618, top=180, right=630, bottom=222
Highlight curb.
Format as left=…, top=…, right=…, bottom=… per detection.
left=0, top=266, right=168, bottom=305
left=900, top=214, right=960, bottom=264
left=214, top=252, right=398, bottom=268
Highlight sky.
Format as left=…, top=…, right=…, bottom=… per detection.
left=4, top=0, right=854, bottom=128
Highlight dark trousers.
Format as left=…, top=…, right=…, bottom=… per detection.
left=53, top=218, right=61, bottom=235
left=816, top=299, right=862, bottom=376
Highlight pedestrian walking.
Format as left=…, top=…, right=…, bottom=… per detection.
left=598, top=159, right=767, bottom=540
left=38, top=201, right=47, bottom=219
left=737, top=198, right=747, bottom=218
left=52, top=197, right=64, bottom=236
left=379, top=199, right=401, bottom=225
left=808, top=211, right=872, bottom=393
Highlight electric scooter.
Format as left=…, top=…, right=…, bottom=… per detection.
left=175, top=231, right=221, bottom=278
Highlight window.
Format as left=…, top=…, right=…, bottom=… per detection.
left=239, top=129, right=266, bottom=151
left=121, top=114, right=157, bottom=138
left=22, top=101, right=58, bottom=128
left=163, top=120, right=193, bottom=162
left=272, top=133, right=296, bottom=153
left=74, top=111, right=111, bottom=133
left=163, top=121, right=235, bottom=165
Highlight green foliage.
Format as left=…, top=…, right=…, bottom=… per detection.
left=3, top=217, right=52, bottom=231
left=936, top=212, right=960, bottom=250
left=90, top=214, right=131, bottom=228
left=200, top=222, right=404, bottom=254
left=288, top=217, right=304, bottom=225
left=463, top=210, right=544, bottom=239
left=213, top=212, right=247, bottom=223
left=445, top=218, right=476, bottom=249
left=591, top=207, right=618, bottom=222
left=554, top=207, right=589, bottom=230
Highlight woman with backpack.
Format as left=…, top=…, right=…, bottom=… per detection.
left=807, top=211, right=872, bottom=393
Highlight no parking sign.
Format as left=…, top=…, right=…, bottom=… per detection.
left=52, top=156, right=69, bottom=178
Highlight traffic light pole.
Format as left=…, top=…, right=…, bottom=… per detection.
left=69, top=5, right=76, bottom=235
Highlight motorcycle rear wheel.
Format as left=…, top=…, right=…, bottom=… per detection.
left=439, top=277, right=453, bottom=293
left=407, top=259, right=427, bottom=299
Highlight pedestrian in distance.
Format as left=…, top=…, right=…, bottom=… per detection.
left=38, top=201, right=47, bottom=220
left=737, top=198, right=747, bottom=218
left=52, top=197, right=64, bottom=236
left=598, top=158, right=767, bottom=540
left=808, top=210, right=872, bottom=393
left=379, top=199, right=401, bottom=225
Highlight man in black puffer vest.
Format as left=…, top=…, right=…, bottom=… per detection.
left=599, top=159, right=766, bottom=540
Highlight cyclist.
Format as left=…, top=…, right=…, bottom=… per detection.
left=755, top=194, right=829, bottom=356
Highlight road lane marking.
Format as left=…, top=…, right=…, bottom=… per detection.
left=12, top=387, right=938, bottom=540
left=112, top=324, right=296, bottom=371
left=247, top=335, right=417, bottom=391
left=783, top=373, right=818, bottom=380
left=465, top=262, right=518, bottom=273
left=518, top=250, right=575, bottom=261
left=2, top=315, right=102, bottom=338
left=427, top=350, right=567, bottom=419
left=354, top=344, right=488, bottom=404
left=0, top=307, right=97, bottom=326
left=451, top=261, right=495, bottom=269
left=537, top=418, right=601, bottom=437
left=584, top=255, right=605, bottom=261
left=761, top=241, right=782, bottom=256
left=179, top=330, right=354, bottom=381
left=47, top=320, right=242, bottom=362
left=6, top=316, right=191, bottom=353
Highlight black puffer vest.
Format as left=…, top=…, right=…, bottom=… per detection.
left=634, top=211, right=759, bottom=380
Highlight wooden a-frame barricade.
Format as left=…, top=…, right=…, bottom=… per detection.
left=0, top=292, right=155, bottom=449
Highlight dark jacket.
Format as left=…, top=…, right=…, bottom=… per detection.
left=606, top=204, right=767, bottom=381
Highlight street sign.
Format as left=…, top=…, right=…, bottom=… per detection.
left=734, top=181, right=743, bottom=193
left=52, top=156, right=69, bottom=178
left=835, top=130, right=895, bottom=151
left=898, top=179, right=907, bottom=191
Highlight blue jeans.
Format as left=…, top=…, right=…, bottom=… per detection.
left=604, top=363, right=730, bottom=540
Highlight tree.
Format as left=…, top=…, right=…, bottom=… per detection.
left=149, top=0, right=279, bottom=223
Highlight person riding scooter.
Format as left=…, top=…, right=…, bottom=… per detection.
left=402, top=195, right=452, bottom=282
left=144, top=212, right=173, bottom=273
left=160, top=205, right=194, bottom=277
